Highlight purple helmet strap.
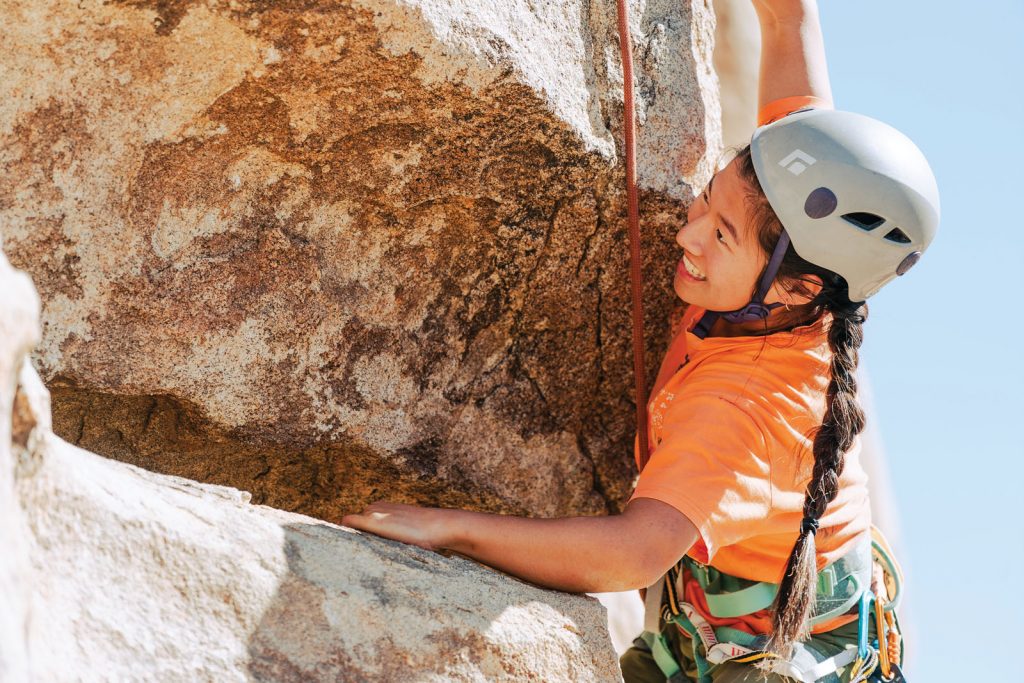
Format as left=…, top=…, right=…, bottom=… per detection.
left=754, top=230, right=791, bottom=304
left=692, top=231, right=792, bottom=340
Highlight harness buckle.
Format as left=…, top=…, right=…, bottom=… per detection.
left=817, top=564, right=837, bottom=596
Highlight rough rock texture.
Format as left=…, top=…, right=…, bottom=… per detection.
left=1, top=250, right=622, bottom=682
left=1, top=0, right=721, bottom=523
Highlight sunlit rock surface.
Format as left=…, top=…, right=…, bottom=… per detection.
left=1, top=0, right=720, bottom=523
left=0, top=249, right=622, bottom=682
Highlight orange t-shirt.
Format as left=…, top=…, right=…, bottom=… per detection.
left=630, top=96, right=868, bottom=636
left=630, top=306, right=871, bottom=633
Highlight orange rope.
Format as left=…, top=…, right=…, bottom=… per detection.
left=615, top=0, right=651, bottom=471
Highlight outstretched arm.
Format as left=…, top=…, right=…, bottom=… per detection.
left=342, top=497, right=698, bottom=594
left=752, top=0, right=834, bottom=110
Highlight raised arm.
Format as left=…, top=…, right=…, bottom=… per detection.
left=751, top=0, right=834, bottom=111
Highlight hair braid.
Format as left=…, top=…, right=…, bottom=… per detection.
left=733, top=145, right=869, bottom=658
left=765, top=296, right=866, bottom=656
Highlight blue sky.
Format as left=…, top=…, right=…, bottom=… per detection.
left=817, top=1, right=1024, bottom=679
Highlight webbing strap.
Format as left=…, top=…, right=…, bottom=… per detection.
left=668, top=611, right=713, bottom=683
left=642, top=613, right=861, bottom=683
left=643, top=575, right=667, bottom=634
left=691, top=232, right=791, bottom=339
left=690, top=564, right=850, bottom=622
left=678, top=536, right=870, bottom=623
left=703, top=580, right=777, bottom=619
left=871, top=527, right=904, bottom=611
left=806, top=647, right=859, bottom=681
left=640, top=631, right=687, bottom=682
left=614, top=0, right=651, bottom=471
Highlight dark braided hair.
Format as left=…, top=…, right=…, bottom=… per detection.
left=734, top=145, right=868, bottom=657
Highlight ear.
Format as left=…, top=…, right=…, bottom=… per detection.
left=766, top=274, right=823, bottom=307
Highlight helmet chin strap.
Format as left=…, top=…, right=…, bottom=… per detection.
left=691, top=231, right=792, bottom=340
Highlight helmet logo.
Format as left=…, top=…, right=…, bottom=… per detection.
left=778, top=149, right=817, bottom=176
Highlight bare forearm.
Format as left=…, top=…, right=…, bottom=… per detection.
left=754, top=0, right=834, bottom=109
left=343, top=498, right=697, bottom=595
left=445, top=510, right=648, bottom=593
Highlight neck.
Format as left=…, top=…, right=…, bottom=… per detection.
left=708, top=301, right=823, bottom=338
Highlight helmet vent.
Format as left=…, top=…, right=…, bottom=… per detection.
left=883, top=227, right=912, bottom=244
left=841, top=212, right=886, bottom=231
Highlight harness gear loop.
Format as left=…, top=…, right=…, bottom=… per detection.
left=614, top=0, right=651, bottom=470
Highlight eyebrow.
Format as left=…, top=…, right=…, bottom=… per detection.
left=706, top=175, right=740, bottom=243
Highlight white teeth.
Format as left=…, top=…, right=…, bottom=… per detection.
left=683, top=254, right=706, bottom=280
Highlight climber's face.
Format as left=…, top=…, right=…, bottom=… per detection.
left=673, top=157, right=765, bottom=312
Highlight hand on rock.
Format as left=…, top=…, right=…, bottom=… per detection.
left=342, top=501, right=458, bottom=552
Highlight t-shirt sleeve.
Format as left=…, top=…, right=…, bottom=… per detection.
left=629, top=392, right=773, bottom=560
left=757, top=95, right=834, bottom=127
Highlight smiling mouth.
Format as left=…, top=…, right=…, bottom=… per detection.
left=680, top=253, right=707, bottom=281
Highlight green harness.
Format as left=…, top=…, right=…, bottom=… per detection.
left=638, top=535, right=903, bottom=682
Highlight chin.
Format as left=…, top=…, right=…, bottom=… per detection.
left=672, top=287, right=693, bottom=305
left=672, top=275, right=744, bottom=311
left=672, top=275, right=702, bottom=307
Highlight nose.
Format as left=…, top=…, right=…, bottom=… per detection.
left=679, top=190, right=709, bottom=252
left=677, top=211, right=707, bottom=255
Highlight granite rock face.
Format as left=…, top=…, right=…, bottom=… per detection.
left=1, top=250, right=622, bottom=682
left=1, top=0, right=721, bottom=523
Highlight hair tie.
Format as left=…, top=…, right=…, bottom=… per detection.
left=800, top=517, right=820, bottom=535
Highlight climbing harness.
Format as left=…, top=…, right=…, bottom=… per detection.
left=637, top=528, right=906, bottom=682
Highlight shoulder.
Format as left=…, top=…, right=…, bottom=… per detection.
left=675, top=330, right=832, bottom=442
left=686, top=327, right=831, bottom=403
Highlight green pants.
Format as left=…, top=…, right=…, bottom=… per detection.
left=619, top=617, right=871, bottom=683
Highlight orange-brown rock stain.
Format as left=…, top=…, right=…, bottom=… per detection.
left=8, top=0, right=693, bottom=522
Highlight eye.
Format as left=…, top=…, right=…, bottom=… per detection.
left=716, top=228, right=727, bottom=244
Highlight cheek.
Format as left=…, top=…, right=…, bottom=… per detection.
left=714, top=257, right=745, bottom=293
left=714, top=249, right=763, bottom=293
left=735, top=253, right=768, bottom=291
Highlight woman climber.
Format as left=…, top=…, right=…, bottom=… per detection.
left=343, top=1, right=936, bottom=681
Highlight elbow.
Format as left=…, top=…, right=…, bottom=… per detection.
left=621, top=542, right=691, bottom=592
left=591, top=555, right=670, bottom=593
left=632, top=556, right=674, bottom=592
left=581, top=504, right=697, bottom=592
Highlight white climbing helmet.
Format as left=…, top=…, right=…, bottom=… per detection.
left=750, top=108, right=940, bottom=302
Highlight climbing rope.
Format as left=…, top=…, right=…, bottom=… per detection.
left=614, top=0, right=651, bottom=471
